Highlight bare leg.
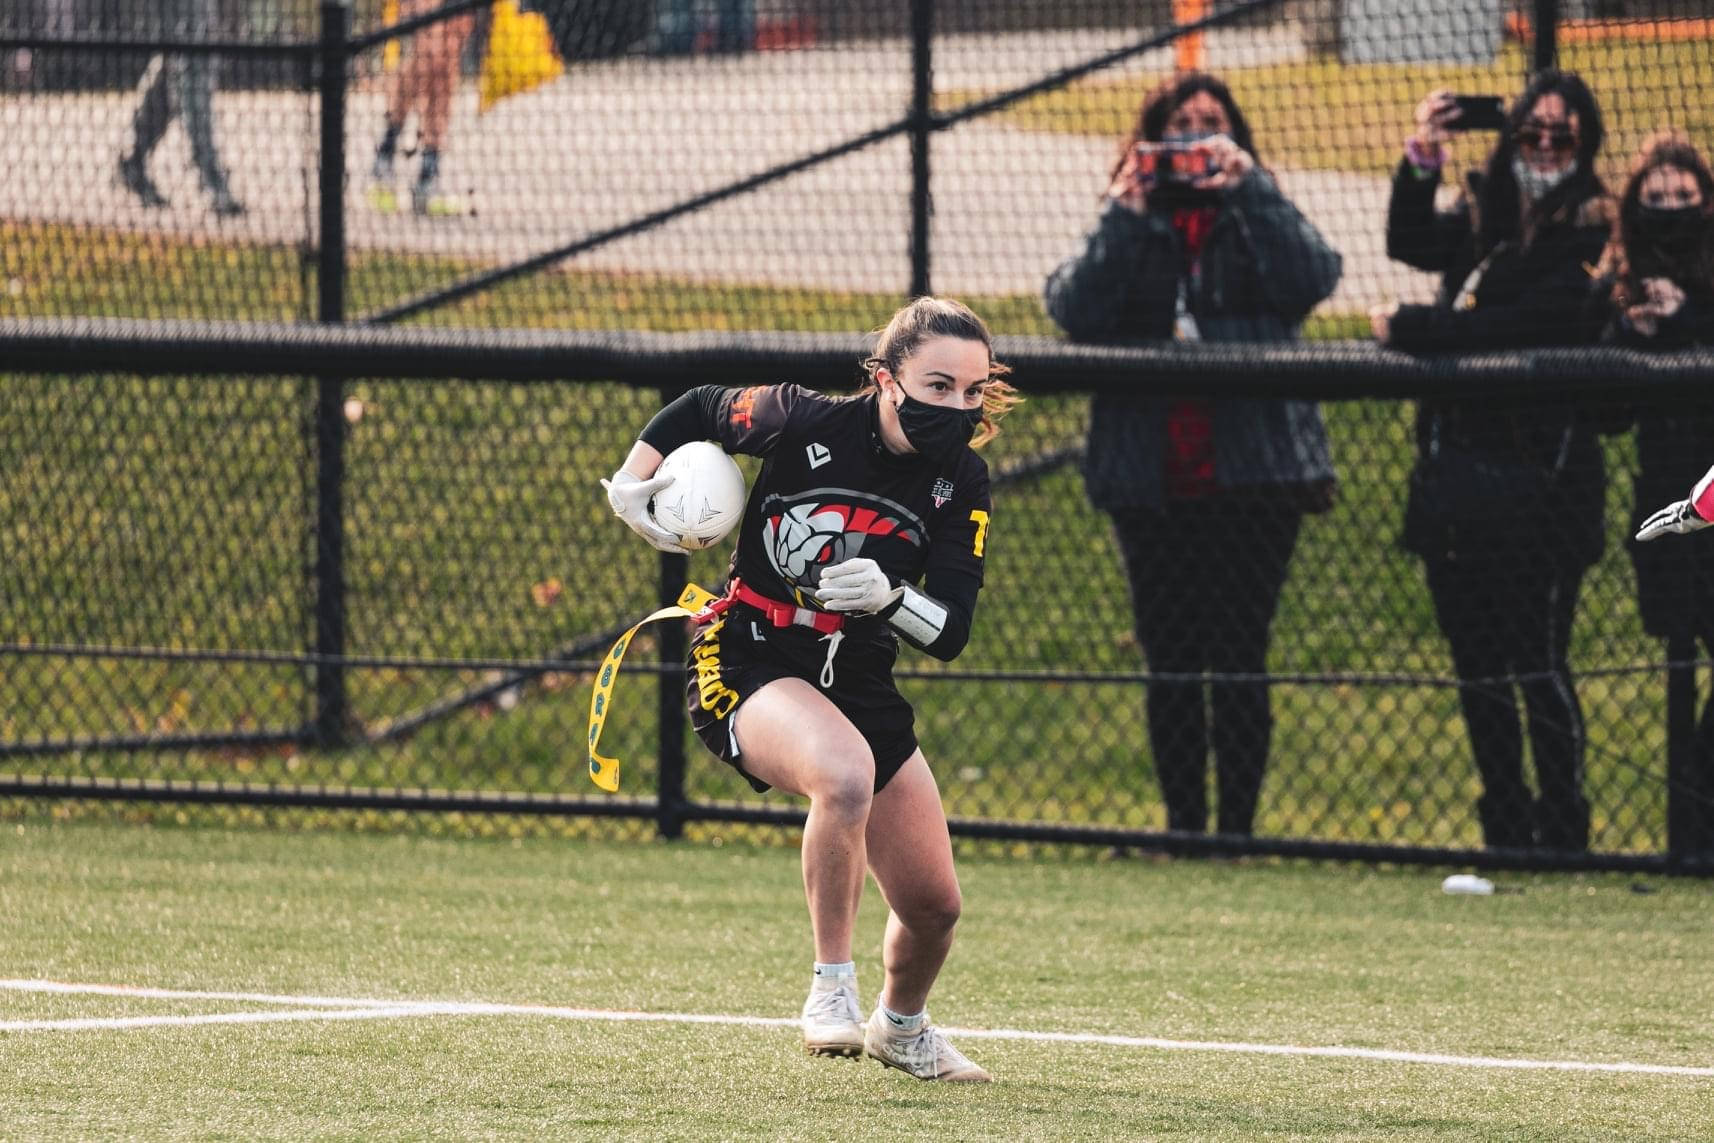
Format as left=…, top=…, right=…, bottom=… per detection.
left=727, top=678, right=874, bottom=963
left=413, top=10, right=473, bottom=151
left=864, top=751, right=960, bottom=1015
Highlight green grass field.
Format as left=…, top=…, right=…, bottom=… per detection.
left=2, top=817, right=1711, bottom=1140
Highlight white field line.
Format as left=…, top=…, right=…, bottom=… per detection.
left=2, top=979, right=1710, bottom=1079
left=2, top=1006, right=438, bottom=1033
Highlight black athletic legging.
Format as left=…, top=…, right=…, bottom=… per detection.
left=1424, top=554, right=1589, bottom=851
left=1111, top=501, right=1303, bottom=836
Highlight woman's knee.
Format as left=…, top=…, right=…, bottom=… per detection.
left=896, top=884, right=963, bottom=936
left=805, top=746, right=876, bottom=823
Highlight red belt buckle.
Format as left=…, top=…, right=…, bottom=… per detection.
left=692, top=594, right=735, bottom=626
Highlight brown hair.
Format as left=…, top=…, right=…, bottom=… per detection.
left=1476, top=69, right=1607, bottom=253
left=1602, top=131, right=1714, bottom=310
left=860, top=296, right=1020, bottom=448
left=1106, top=71, right=1258, bottom=192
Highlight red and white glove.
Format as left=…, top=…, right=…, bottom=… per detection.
left=1636, top=462, right=1714, bottom=542
left=600, top=469, right=688, bottom=554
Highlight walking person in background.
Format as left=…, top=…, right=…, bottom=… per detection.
left=601, top=297, right=1018, bottom=1082
left=1042, top=72, right=1341, bottom=838
left=370, top=0, right=477, bottom=216
left=1373, top=70, right=1614, bottom=852
left=117, top=0, right=243, bottom=217
left=1605, top=134, right=1714, bottom=857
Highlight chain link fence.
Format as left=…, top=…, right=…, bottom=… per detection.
left=3, top=0, right=1714, bottom=869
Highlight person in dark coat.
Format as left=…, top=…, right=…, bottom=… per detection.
left=1043, top=72, right=1342, bottom=838
left=1373, top=70, right=1614, bottom=852
left=1604, top=134, right=1714, bottom=857
left=116, top=0, right=243, bottom=216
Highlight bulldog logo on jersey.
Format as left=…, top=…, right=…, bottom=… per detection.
left=760, top=494, right=926, bottom=590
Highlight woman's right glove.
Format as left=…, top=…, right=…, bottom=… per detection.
left=1636, top=499, right=1714, bottom=542
left=1637, top=462, right=1714, bottom=542
left=600, top=469, right=689, bottom=554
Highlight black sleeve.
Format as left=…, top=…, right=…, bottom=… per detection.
left=1388, top=225, right=1608, bottom=353
left=638, top=385, right=728, bottom=456
left=1225, top=169, right=1343, bottom=321
left=1042, top=201, right=1181, bottom=342
left=1386, top=158, right=1470, bottom=274
left=639, top=383, right=815, bottom=458
left=1652, top=292, right=1714, bottom=347
left=880, top=467, right=990, bottom=660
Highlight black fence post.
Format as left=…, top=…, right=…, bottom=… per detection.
left=1532, top=0, right=1558, bottom=75
left=319, top=1, right=348, bottom=326
left=311, top=0, right=351, bottom=747
left=654, top=385, right=691, bottom=839
left=908, top=0, right=933, bottom=298
left=1665, top=631, right=1697, bottom=863
left=655, top=554, right=689, bottom=838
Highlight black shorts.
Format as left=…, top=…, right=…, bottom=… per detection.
left=686, top=603, right=918, bottom=794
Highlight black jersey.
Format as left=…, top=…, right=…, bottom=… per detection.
left=640, top=383, right=992, bottom=660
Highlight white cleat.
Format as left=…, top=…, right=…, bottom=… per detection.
left=801, top=977, right=864, bottom=1058
left=863, top=1008, right=991, bottom=1082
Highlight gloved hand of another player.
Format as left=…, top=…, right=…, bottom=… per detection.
left=1636, top=498, right=1714, bottom=543
left=600, top=469, right=689, bottom=554
left=814, top=557, right=904, bottom=614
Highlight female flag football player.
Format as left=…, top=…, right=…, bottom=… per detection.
left=600, top=296, right=1018, bottom=1082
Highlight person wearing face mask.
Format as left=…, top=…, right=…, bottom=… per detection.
left=602, top=297, right=1019, bottom=1082
left=1601, top=135, right=1714, bottom=858
left=1374, top=70, right=1615, bottom=853
left=1043, top=72, right=1342, bottom=839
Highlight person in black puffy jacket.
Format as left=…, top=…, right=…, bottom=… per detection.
left=1374, top=70, right=1614, bottom=852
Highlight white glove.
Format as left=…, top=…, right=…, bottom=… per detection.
left=1636, top=499, right=1714, bottom=543
left=813, top=557, right=903, bottom=614
left=600, top=469, right=689, bottom=554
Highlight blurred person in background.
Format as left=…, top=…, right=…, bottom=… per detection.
left=1604, top=134, right=1714, bottom=857
left=653, top=0, right=755, bottom=55
left=1373, top=70, right=1614, bottom=852
left=369, top=0, right=477, bottom=216
left=1043, top=73, right=1341, bottom=840
left=117, top=0, right=243, bottom=217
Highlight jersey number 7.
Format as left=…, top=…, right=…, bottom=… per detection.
left=969, top=510, right=990, bottom=558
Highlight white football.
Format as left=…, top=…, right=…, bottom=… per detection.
left=650, top=440, right=747, bottom=550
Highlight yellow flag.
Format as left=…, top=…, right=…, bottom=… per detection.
left=587, top=583, right=719, bottom=793
left=479, top=0, right=565, bottom=114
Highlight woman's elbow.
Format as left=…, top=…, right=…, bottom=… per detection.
left=922, top=633, right=969, bottom=662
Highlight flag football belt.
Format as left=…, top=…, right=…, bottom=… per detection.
left=704, top=577, right=845, bottom=635
left=586, top=580, right=845, bottom=792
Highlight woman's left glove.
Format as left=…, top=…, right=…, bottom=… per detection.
left=814, top=558, right=904, bottom=613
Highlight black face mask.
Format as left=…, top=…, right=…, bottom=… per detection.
left=893, top=391, right=982, bottom=459
left=1636, top=204, right=1710, bottom=250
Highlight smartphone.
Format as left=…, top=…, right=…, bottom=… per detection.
left=1134, top=141, right=1217, bottom=184
left=1449, top=94, right=1507, bottom=132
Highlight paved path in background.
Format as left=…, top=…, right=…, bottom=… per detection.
left=0, top=27, right=1439, bottom=315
